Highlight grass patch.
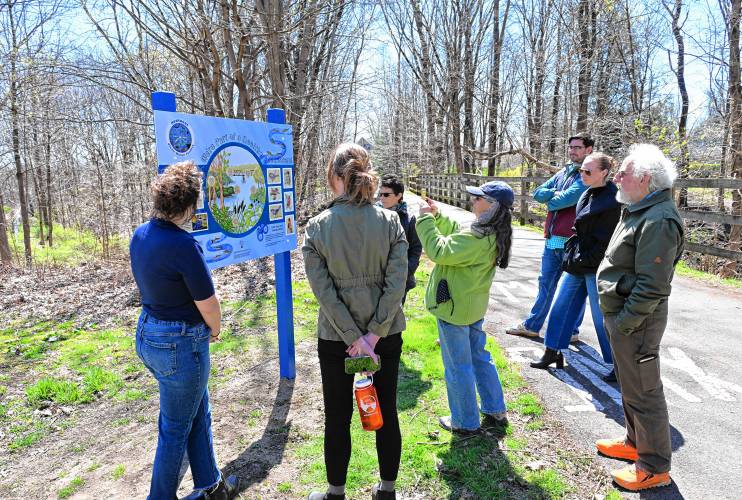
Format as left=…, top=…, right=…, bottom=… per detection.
left=676, top=261, right=742, bottom=288
left=9, top=429, right=46, bottom=451
left=58, top=476, right=85, bottom=499
left=510, top=393, right=544, bottom=417
left=112, top=464, right=126, bottom=480
left=26, top=378, right=90, bottom=407
left=7, top=221, right=125, bottom=266
left=294, top=263, right=572, bottom=498
left=277, top=482, right=293, bottom=493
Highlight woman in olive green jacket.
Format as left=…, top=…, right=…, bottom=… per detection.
left=302, top=143, right=408, bottom=500
left=417, top=181, right=514, bottom=434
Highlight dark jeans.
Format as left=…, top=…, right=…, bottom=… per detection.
left=318, top=334, right=403, bottom=486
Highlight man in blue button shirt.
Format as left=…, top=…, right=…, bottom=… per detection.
left=506, top=133, right=591, bottom=340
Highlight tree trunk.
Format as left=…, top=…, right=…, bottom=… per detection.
left=487, top=0, right=510, bottom=176
left=9, top=13, right=32, bottom=266
left=576, top=0, right=596, bottom=131
left=727, top=0, right=742, bottom=256
left=411, top=0, right=444, bottom=171
left=666, top=0, right=690, bottom=207
left=0, top=190, right=12, bottom=263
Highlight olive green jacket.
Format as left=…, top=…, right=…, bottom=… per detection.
left=302, top=196, right=408, bottom=345
left=597, top=189, right=684, bottom=335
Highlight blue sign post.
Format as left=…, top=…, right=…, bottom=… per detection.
left=151, top=91, right=296, bottom=379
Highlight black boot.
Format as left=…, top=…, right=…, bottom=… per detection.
left=603, top=369, right=617, bottom=383
left=180, top=475, right=240, bottom=500
left=530, top=348, right=564, bottom=369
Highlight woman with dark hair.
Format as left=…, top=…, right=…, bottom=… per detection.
left=417, top=181, right=514, bottom=434
left=530, top=152, right=621, bottom=381
left=302, top=143, right=408, bottom=500
left=377, top=174, right=423, bottom=303
left=130, top=161, right=238, bottom=500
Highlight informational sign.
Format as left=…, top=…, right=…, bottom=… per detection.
left=153, top=111, right=297, bottom=269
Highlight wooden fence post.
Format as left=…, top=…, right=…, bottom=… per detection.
left=520, top=178, right=528, bottom=225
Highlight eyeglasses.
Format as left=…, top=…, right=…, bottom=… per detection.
left=379, top=192, right=395, bottom=198
left=579, top=168, right=593, bottom=176
left=615, top=170, right=630, bottom=180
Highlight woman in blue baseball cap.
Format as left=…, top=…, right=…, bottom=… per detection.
left=416, top=180, right=514, bottom=434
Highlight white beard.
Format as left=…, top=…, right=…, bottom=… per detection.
left=615, top=189, right=633, bottom=205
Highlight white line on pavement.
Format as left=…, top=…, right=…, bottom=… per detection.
left=662, top=377, right=702, bottom=403
left=664, top=347, right=739, bottom=402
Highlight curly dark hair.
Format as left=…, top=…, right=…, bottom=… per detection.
left=150, top=160, right=202, bottom=220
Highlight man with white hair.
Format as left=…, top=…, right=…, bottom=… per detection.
left=595, top=144, right=684, bottom=491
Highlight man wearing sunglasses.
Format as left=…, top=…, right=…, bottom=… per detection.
left=506, top=133, right=592, bottom=340
left=595, top=144, right=683, bottom=491
left=378, top=174, right=423, bottom=303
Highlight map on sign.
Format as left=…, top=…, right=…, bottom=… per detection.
left=153, top=110, right=296, bottom=269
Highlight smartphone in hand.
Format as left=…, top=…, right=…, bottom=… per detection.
left=344, top=355, right=381, bottom=374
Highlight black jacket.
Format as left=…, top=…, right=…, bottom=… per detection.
left=394, top=202, right=422, bottom=291
left=563, top=182, right=621, bottom=275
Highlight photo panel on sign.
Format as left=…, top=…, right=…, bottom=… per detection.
left=269, top=203, right=284, bottom=221
left=191, top=213, right=209, bottom=232
left=282, top=168, right=293, bottom=188
left=284, top=191, right=294, bottom=213
left=269, top=185, right=282, bottom=202
left=267, top=168, right=281, bottom=185
left=285, top=214, right=295, bottom=235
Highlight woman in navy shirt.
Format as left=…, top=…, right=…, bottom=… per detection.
left=130, top=161, right=238, bottom=500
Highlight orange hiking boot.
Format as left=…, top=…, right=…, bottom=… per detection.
left=596, top=437, right=639, bottom=461
left=612, top=464, right=672, bottom=491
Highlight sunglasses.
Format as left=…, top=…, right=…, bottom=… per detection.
left=379, top=192, right=396, bottom=198
left=579, top=168, right=593, bottom=176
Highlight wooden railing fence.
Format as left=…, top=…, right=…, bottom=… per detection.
left=407, top=174, right=742, bottom=262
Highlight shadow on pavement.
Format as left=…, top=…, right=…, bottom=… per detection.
left=222, top=377, right=294, bottom=492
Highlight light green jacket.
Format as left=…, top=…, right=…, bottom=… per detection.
left=302, top=196, right=408, bottom=345
left=417, top=212, right=498, bottom=326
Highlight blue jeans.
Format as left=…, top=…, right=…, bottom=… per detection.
left=543, top=273, right=613, bottom=364
left=135, top=312, right=221, bottom=500
left=524, top=245, right=584, bottom=334
left=437, top=318, right=507, bottom=431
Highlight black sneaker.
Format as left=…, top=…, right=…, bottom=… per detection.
left=371, top=483, right=396, bottom=500
left=482, top=412, right=508, bottom=428
left=438, top=415, right=478, bottom=435
left=307, top=492, right=345, bottom=500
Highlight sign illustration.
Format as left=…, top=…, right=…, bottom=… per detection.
left=153, top=110, right=296, bottom=269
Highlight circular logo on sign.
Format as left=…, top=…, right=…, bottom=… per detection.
left=168, top=120, right=193, bottom=155
left=205, top=144, right=266, bottom=237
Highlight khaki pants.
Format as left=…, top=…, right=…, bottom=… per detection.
left=605, top=300, right=672, bottom=473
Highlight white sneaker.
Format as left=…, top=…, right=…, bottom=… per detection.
left=505, top=322, right=539, bottom=337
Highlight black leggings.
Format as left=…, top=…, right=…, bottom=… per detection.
left=317, top=334, right=403, bottom=486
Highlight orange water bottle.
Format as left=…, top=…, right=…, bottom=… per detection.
left=354, top=376, right=383, bottom=431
